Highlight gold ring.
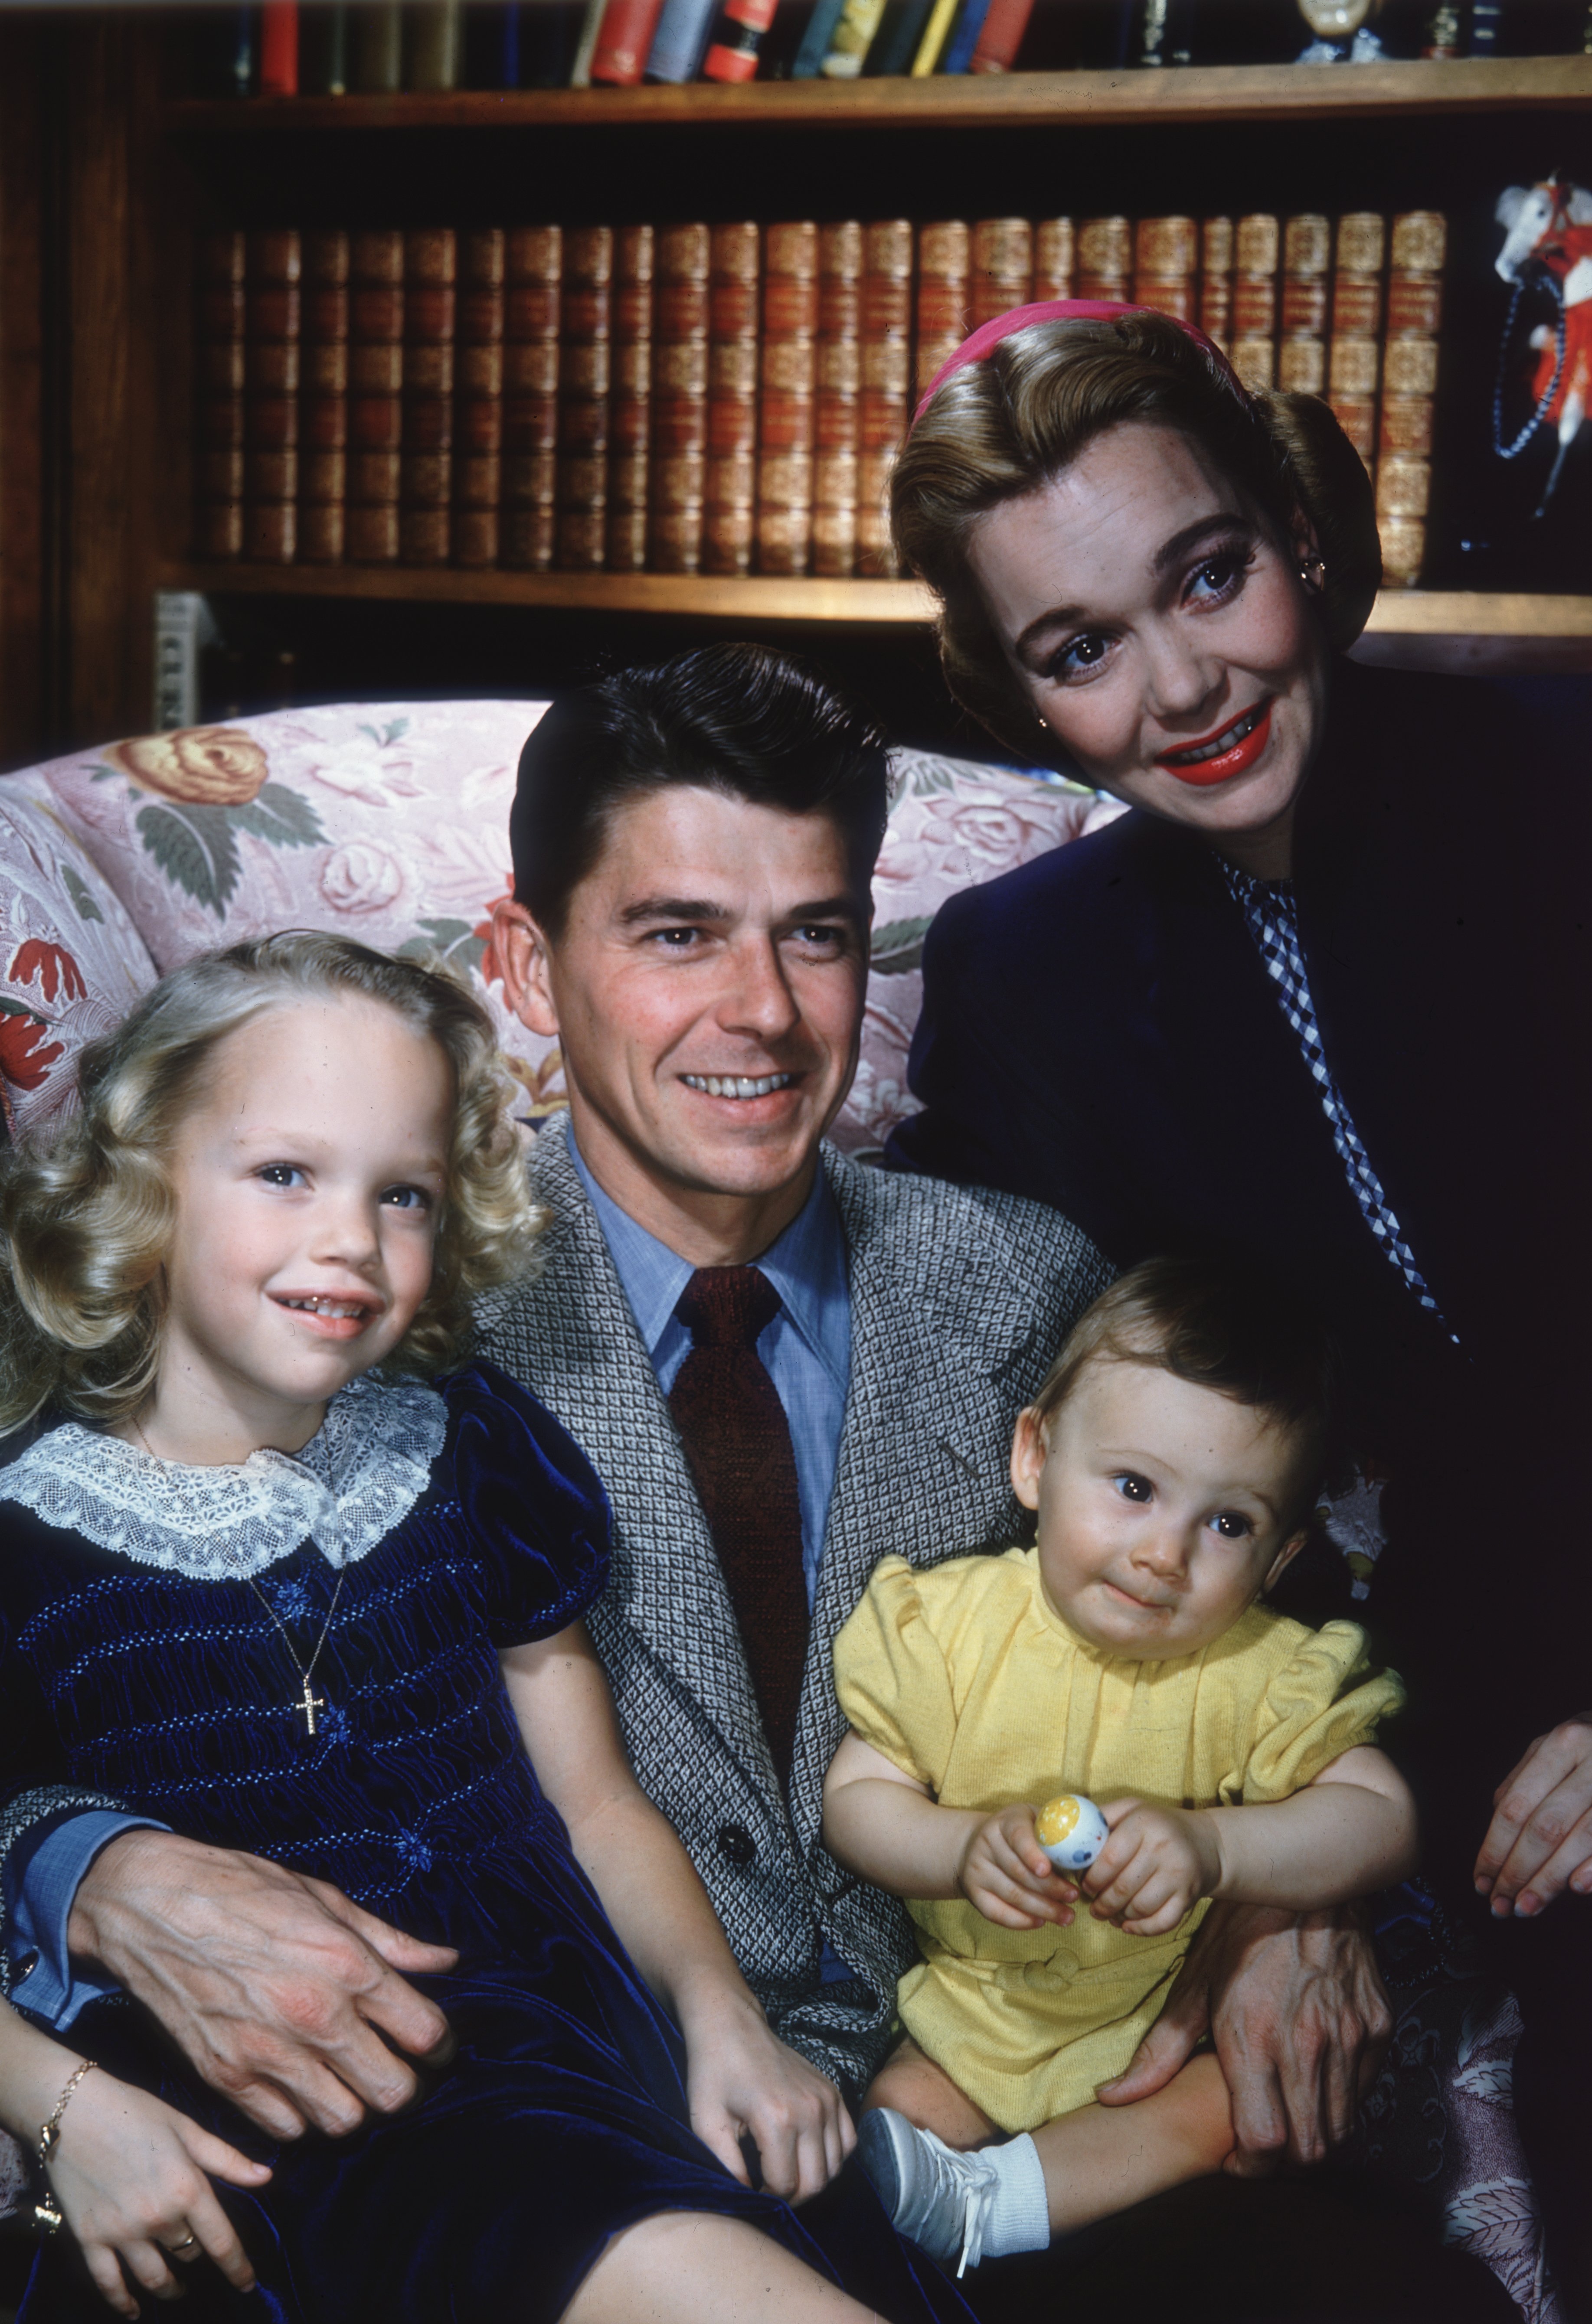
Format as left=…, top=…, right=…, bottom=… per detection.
left=168, top=2233, right=200, bottom=2257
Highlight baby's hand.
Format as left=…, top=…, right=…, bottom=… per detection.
left=959, top=1806, right=1079, bottom=1931
left=1082, top=1800, right=1221, bottom=1937
left=48, top=2069, right=271, bottom=2318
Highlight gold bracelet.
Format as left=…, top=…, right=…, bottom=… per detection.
left=33, top=2060, right=94, bottom=2236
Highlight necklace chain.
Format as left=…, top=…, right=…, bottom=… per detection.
left=129, top=1411, right=342, bottom=1738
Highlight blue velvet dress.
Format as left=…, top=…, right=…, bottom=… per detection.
left=0, top=1364, right=970, bottom=2324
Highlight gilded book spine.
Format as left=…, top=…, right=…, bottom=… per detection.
left=914, top=220, right=970, bottom=402
left=501, top=226, right=562, bottom=574
left=347, top=228, right=404, bottom=565
left=1199, top=217, right=1233, bottom=351
left=607, top=225, right=654, bottom=573
left=244, top=229, right=302, bottom=565
left=704, top=222, right=759, bottom=577
left=455, top=228, right=505, bottom=570
left=1277, top=213, right=1330, bottom=397
left=1377, top=210, right=1446, bottom=586
left=556, top=225, right=613, bottom=572
left=1231, top=212, right=1279, bottom=394
left=814, top=221, right=863, bottom=580
left=757, top=221, right=818, bottom=577
left=1076, top=215, right=1130, bottom=304
left=651, top=223, right=709, bottom=575
left=1133, top=214, right=1196, bottom=326
left=1032, top=217, right=1075, bottom=304
left=195, top=230, right=245, bottom=561
left=857, top=219, right=912, bottom=577
left=401, top=228, right=456, bottom=568
left=299, top=231, right=350, bottom=566
left=971, top=216, right=1032, bottom=327
left=1328, top=211, right=1386, bottom=471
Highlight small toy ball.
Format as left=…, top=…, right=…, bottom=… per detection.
left=1035, top=1792, right=1109, bottom=1875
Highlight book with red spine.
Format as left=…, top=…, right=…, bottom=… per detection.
left=195, top=231, right=245, bottom=561
left=298, top=230, right=350, bottom=566
left=1076, top=215, right=1130, bottom=304
left=1327, top=212, right=1385, bottom=471
left=347, top=230, right=404, bottom=564
left=501, top=226, right=562, bottom=573
left=259, top=1, right=300, bottom=94
left=400, top=228, right=456, bottom=567
left=1133, top=215, right=1196, bottom=325
left=969, top=0, right=1034, bottom=69
left=702, top=0, right=780, bottom=79
left=813, top=220, right=862, bottom=579
left=590, top=0, right=670, bottom=82
left=756, top=221, right=817, bottom=576
left=1377, top=210, right=1445, bottom=587
left=703, top=222, right=760, bottom=576
left=857, top=219, right=911, bottom=578
left=607, top=225, right=654, bottom=572
left=1199, top=217, right=1233, bottom=351
left=244, top=229, right=301, bottom=565
left=556, top=226, right=613, bottom=571
left=971, top=217, right=1032, bottom=327
left=455, top=229, right=505, bottom=570
left=1032, top=218, right=1074, bottom=302
left=1230, top=212, right=1279, bottom=395
left=650, top=224, right=709, bottom=574
left=914, top=220, right=969, bottom=402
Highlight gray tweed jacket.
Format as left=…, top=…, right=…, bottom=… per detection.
left=482, top=1115, right=1112, bottom=2097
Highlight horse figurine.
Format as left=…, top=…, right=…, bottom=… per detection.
left=1494, top=175, right=1592, bottom=515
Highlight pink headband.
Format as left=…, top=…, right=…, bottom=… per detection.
left=910, top=298, right=1252, bottom=429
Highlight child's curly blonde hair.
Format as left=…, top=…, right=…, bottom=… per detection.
left=0, top=931, right=542, bottom=1433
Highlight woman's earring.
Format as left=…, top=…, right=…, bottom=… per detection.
left=1298, top=554, right=1327, bottom=591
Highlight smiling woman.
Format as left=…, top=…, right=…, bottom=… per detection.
left=886, top=300, right=1592, bottom=2315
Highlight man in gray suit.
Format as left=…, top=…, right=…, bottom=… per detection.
left=36, top=647, right=1488, bottom=2320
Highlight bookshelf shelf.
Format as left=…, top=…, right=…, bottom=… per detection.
left=165, top=54, right=1592, bottom=137
left=163, top=566, right=1592, bottom=656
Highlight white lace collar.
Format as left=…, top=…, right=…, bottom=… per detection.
left=0, top=1373, right=448, bottom=1581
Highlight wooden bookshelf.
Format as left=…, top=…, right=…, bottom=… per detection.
left=165, top=55, right=1592, bottom=135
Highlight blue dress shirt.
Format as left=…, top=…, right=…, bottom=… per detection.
left=569, top=1140, right=852, bottom=1608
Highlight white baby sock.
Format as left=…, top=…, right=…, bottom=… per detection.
left=982, top=2131, right=1050, bottom=2256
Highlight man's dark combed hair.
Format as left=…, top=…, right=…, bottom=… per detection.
left=511, top=643, right=891, bottom=933
left=1033, top=1253, right=1350, bottom=1515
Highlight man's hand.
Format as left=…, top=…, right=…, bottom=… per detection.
left=679, top=1988, right=855, bottom=2205
left=68, top=1831, right=459, bottom=2141
left=1474, top=1714, right=1592, bottom=1918
left=1083, top=1799, right=1221, bottom=1937
left=1094, top=1901, right=1391, bottom=2171
left=958, top=1805, right=1077, bottom=1931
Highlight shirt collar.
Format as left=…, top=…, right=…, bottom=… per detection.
left=567, top=1132, right=847, bottom=1386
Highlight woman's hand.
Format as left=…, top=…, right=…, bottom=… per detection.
left=46, top=2069, right=271, bottom=2318
left=1474, top=1713, right=1592, bottom=1917
left=1082, top=1799, right=1221, bottom=1937
left=958, top=1805, right=1078, bottom=1930
left=677, top=1986, right=854, bottom=2205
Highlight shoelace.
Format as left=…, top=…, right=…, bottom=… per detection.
left=920, top=2130, right=1000, bottom=2277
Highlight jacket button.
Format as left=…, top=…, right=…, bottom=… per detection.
left=717, top=1822, right=756, bottom=1868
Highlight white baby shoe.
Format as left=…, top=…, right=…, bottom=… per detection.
left=858, top=2108, right=1048, bottom=2276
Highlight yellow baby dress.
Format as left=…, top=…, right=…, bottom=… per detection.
left=833, top=1547, right=1403, bottom=2133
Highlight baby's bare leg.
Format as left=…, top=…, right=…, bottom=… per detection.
left=563, top=2212, right=883, bottom=2324
left=864, top=2034, right=997, bottom=2150
left=1032, top=2050, right=1235, bottom=2236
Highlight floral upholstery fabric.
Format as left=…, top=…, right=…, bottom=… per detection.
left=10, top=704, right=1118, bottom=1154
left=0, top=780, right=157, bottom=1141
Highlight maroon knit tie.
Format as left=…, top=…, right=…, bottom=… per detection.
left=668, top=1266, right=808, bottom=1787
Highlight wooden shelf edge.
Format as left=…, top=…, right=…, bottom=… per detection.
left=164, top=568, right=1592, bottom=642
left=163, top=54, right=1592, bottom=134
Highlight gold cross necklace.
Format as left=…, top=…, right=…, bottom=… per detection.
left=130, top=1412, right=343, bottom=1740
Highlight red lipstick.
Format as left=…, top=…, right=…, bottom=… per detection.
left=1156, top=700, right=1273, bottom=788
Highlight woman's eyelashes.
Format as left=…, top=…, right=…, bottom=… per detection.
left=1184, top=539, right=1257, bottom=609
left=1044, top=631, right=1115, bottom=685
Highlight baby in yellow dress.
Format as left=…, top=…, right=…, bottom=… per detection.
left=822, top=1254, right=1414, bottom=2274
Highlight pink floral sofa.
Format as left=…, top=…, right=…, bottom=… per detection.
left=0, top=704, right=1557, bottom=2320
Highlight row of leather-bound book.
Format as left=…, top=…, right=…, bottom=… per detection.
left=191, top=206, right=1445, bottom=586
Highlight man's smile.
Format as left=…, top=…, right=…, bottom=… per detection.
left=680, top=1073, right=796, bottom=1100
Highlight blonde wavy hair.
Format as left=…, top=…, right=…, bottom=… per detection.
left=892, top=310, right=1381, bottom=767
left=0, top=932, right=542, bottom=1432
